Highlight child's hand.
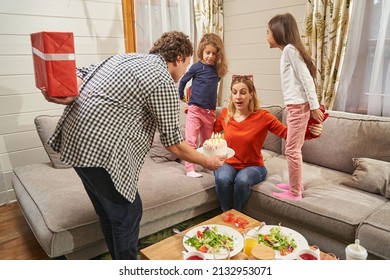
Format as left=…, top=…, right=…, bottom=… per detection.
left=306, top=105, right=328, bottom=139
left=309, top=123, right=322, bottom=136
left=184, top=103, right=189, bottom=114
left=310, top=108, right=325, bottom=123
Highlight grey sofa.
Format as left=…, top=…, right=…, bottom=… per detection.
left=243, top=105, right=390, bottom=260
left=12, top=104, right=390, bottom=260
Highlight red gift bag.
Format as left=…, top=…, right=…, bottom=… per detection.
left=31, top=32, right=78, bottom=97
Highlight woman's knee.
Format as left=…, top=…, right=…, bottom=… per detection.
left=234, top=175, right=251, bottom=188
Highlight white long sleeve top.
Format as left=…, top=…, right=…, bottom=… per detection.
left=280, top=44, right=320, bottom=110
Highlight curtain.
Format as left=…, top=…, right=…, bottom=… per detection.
left=302, top=0, right=352, bottom=110
left=193, top=0, right=224, bottom=41
left=334, top=0, right=390, bottom=116
left=134, top=0, right=194, bottom=54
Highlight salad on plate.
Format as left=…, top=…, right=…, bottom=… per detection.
left=184, top=225, right=234, bottom=253
left=257, top=224, right=297, bottom=256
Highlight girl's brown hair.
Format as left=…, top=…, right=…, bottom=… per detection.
left=225, top=76, right=260, bottom=123
left=197, top=33, right=228, bottom=78
left=268, top=13, right=317, bottom=80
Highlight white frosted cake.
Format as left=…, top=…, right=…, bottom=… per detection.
left=203, top=133, right=228, bottom=156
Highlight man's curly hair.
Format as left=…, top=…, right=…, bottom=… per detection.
left=149, top=31, right=193, bottom=62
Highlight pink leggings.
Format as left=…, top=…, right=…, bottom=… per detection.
left=185, top=105, right=215, bottom=172
left=285, top=103, right=310, bottom=195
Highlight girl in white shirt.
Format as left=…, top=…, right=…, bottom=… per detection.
left=266, top=13, right=325, bottom=200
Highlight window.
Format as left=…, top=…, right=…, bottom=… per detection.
left=334, top=0, right=390, bottom=116
left=134, top=0, right=194, bottom=54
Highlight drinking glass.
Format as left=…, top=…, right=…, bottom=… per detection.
left=213, top=246, right=231, bottom=260
left=242, top=228, right=258, bottom=257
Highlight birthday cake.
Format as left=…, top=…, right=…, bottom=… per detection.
left=203, top=133, right=228, bottom=156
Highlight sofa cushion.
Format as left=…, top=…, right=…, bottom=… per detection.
left=341, top=158, right=390, bottom=198
left=245, top=156, right=388, bottom=244
left=301, top=111, right=390, bottom=174
left=138, top=156, right=218, bottom=227
left=150, top=132, right=179, bottom=163
left=357, top=202, right=390, bottom=259
left=34, top=115, right=71, bottom=169
left=261, top=105, right=284, bottom=154
left=12, top=163, right=103, bottom=257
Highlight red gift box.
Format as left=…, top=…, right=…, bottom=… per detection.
left=31, top=32, right=78, bottom=97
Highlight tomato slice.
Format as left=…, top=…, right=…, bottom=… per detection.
left=222, top=212, right=235, bottom=222
left=280, top=248, right=291, bottom=256
left=196, top=230, right=203, bottom=238
left=199, top=245, right=208, bottom=253
left=235, top=217, right=249, bottom=228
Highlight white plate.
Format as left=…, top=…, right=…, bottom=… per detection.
left=196, top=147, right=235, bottom=159
left=183, top=224, right=244, bottom=259
left=254, top=225, right=309, bottom=260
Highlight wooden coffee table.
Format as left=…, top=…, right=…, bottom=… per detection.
left=140, top=209, right=336, bottom=260
left=140, top=209, right=260, bottom=260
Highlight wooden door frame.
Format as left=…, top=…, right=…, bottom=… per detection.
left=122, top=0, right=136, bottom=53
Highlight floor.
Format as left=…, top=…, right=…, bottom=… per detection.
left=0, top=201, right=221, bottom=260
left=0, top=202, right=47, bottom=260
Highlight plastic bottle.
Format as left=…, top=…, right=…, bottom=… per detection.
left=345, top=239, right=368, bottom=260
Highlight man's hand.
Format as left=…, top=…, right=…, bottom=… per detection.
left=166, top=142, right=226, bottom=171
left=40, top=87, right=76, bottom=105
left=202, top=154, right=226, bottom=171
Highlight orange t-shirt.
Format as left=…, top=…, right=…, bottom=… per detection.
left=214, top=108, right=287, bottom=170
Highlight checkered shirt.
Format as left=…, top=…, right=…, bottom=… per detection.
left=49, top=53, right=184, bottom=202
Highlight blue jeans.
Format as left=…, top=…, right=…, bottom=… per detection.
left=74, top=167, right=142, bottom=260
left=214, top=163, right=267, bottom=212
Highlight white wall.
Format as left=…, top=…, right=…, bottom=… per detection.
left=0, top=0, right=125, bottom=205
left=223, top=0, right=307, bottom=105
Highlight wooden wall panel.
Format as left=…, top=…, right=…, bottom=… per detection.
left=222, top=0, right=307, bottom=106
left=1, top=0, right=122, bottom=20
left=0, top=131, right=42, bottom=154
left=0, top=0, right=124, bottom=204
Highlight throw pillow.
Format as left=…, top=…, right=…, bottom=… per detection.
left=34, top=115, right=71, bottom=169
left=149, top=132, right=178, bottom=163
left=341, top=158, right=390, bottom=198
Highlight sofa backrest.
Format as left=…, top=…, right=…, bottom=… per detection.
left=301, top=110, right=390, bottom=174
left=262, top=105, right=285, bottom=154
left=35, top=115, right=71, bottom=169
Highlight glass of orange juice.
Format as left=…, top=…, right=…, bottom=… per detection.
left=243, top=228, right=258, bottom=257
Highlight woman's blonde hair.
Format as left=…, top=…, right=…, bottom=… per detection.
left=197, top=33, right=228, bottom=78
left=225, top=76, right=260, bottom=123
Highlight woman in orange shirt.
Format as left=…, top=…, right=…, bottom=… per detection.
left=213, top=75, right=321, bottom=212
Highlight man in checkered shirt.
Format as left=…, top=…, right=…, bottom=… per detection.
left=41, top=31, right=226, bottom=260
